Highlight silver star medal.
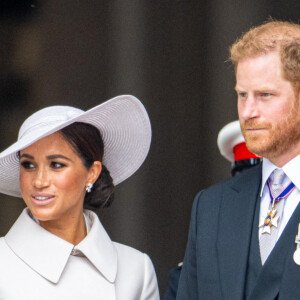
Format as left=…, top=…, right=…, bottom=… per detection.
left=259, top=207, right=280, bottom=234
left=293, top=224, right=300, bottom=265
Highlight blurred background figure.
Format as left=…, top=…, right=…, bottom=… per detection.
left=217, top=120, right=261, bottom=176
left=162, top=120, right=261, bottom=300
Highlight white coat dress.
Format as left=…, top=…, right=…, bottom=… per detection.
left=0, top=208, right=160, bottom=300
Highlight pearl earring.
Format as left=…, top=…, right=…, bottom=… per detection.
left=86, top=183, right=93, bottom=193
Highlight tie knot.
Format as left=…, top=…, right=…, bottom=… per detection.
left=272, top=168, right=285, bottom=186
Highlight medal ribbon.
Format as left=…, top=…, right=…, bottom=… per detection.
left=267, top=180, right=296, bottom=204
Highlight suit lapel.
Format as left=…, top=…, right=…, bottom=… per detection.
left=248, top=202, right=300, bottom=299
left=217, top=165, right=262, bottom=300
left=278, top=210, right=300, bottom=299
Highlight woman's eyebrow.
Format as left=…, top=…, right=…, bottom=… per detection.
left=19, top=153, right=73, bottom=162
left=46, top=154, right=72, bottom=161
left=19, top=153, right=34, bottom=159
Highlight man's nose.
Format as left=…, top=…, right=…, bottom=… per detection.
left=239, top=96, right=259, bottom=120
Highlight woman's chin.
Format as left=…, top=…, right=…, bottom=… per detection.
left=29, top=207, right=58, bottom=223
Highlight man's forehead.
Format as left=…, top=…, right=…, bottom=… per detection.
left=237, top=51, right=280, bottom=65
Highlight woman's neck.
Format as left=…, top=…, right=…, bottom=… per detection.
left=39, top=212, right=87, bottom=245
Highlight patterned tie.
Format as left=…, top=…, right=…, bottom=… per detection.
left=259, top=168, right=286, bottom=264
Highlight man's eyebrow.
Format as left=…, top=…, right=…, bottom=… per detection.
left=234, top=85, right=244, bottom=92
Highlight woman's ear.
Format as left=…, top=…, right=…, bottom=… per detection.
left=87, top=161, right=102, bottom=184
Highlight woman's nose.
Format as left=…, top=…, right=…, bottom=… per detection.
left=33, top=168, right=50, bottom=189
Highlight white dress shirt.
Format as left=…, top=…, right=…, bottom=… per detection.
left=0, top=208, right=160, bottom=300
left=259, top=155, right=300, bottom=240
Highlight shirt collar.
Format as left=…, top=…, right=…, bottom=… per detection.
left=281, top=154, right=300, bottom=190
left=261, top=155, right=300, bottom=196
left=5, top=208, right=117, bottom=284
left=260, top=158, right=277, bottom=196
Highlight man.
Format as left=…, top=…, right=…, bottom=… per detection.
left=163, top=120, right=260, bottom=300
left=176, top=20, right=300, bottom=300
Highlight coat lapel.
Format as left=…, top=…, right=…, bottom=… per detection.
left=217, top=165, right=262, bottom=300
left=5, top=208, right=73, bottom=283
left=5, top=208, right=118, bottom=294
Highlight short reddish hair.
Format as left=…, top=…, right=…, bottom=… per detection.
left=230, top=20, right=300, bottom=91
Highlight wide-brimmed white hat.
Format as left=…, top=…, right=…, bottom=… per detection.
left=0, top=95, right=151, bottom=198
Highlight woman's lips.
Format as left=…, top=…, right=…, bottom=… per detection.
left=31, top=194, right=55, bottom=206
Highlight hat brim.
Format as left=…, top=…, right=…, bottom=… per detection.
left=0, top=95, right=152, bottom=197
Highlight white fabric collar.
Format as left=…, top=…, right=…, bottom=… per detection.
left=4, top=208, right=117, bottom=284
left=261, top=155, right=300, bottom=196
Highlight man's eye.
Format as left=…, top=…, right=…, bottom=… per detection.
left=20, top=161, right=35, bottom=169
left=50, top=162, right=66, bottom=169
left=238, top=92, right=247, bottom=98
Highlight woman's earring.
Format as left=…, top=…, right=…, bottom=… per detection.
left=86, top=183, right=93, bottom=193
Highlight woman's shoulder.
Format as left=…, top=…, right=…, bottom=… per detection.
left=112, top=241, right=156, bottom=276
left=112, top=242, right=159, bottom=299
left=113, top=241, right=150, bottom=262
left=0, top=237, right=10, bottom=251
left=0, top=237, right=17, bottom=266
left=0, top=237, right=6, bottom=250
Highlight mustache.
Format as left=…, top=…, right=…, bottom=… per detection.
left=241, top=120, right=272, bottom=130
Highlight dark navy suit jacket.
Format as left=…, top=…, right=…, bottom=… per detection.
left=176, top=164, right=300, bottom=299
left=163, top=265, right=182, bottom=300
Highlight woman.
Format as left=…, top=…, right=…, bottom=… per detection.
left=0, top=95, right=159, bottom=299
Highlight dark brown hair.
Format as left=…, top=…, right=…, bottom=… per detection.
left=60, top=122, right=114, bottom=211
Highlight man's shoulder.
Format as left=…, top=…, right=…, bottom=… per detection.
left=211, top=162, right=261, bottom=189
left=195, top=163, right=262, bottom=201
left=190, top=163, right=262, bottom=222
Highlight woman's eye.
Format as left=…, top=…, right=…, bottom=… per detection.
left=20, top=161, right=35, bottom=169
left=50, top=162, right=66, bottom=169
